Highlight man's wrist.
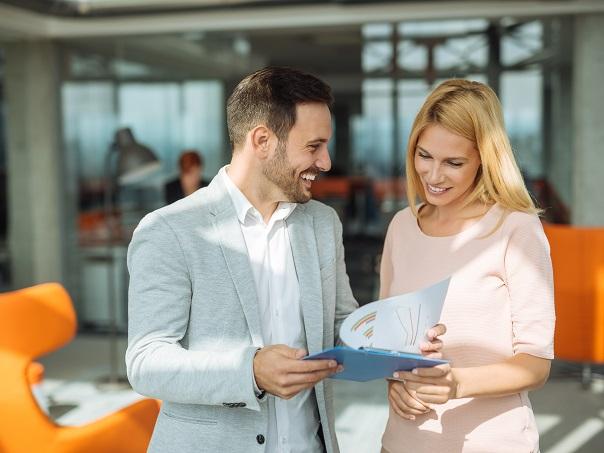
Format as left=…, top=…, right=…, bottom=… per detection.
left=252, top=348, right=266, bottom=399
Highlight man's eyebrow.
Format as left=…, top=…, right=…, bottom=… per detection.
left=306, top=138, right=328, bottom=144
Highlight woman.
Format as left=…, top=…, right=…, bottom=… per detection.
left=164, top=150, right=209, bottom=204
left=380, top=79, right=555, bottom=453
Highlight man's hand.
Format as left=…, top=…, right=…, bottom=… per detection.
left=419, top=323, right=446, bottom=359
left=253, top=345, right=341, bottom=400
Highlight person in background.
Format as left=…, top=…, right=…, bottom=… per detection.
left=380, top=79, right=555, bottom=453
left=164, top=150, right=209, bottom=204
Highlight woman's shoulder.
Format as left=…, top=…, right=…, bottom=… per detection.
left=389, top=206, right=417, bottom=231
left=498, top=207, right=544, bottom=237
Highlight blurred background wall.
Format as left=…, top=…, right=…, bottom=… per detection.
left=0, top=0, right=602, bottom=324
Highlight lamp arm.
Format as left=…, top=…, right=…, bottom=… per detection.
left=103, top=144, right=120, bottom=383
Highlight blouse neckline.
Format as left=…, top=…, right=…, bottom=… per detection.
left=413, top=203, right=500, bottom=240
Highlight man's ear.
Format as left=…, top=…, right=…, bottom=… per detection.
left=249, top=125, right=273, bottom=159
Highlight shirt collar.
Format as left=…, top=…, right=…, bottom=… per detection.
left=220, top=166, right=297, bottom=225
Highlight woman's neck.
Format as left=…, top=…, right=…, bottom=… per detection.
left=419, top=200, right=491, bottom=236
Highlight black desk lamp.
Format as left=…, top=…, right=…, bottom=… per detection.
left=102, top=127, right=160, bottom=387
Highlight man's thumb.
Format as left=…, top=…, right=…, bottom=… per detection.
left=293, top=348, right=307, bottom=359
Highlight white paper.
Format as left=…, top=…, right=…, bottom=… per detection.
left=340, top=277, right=450, bottom=353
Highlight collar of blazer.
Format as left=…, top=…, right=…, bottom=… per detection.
left=203, top=172, right=324, bottom=353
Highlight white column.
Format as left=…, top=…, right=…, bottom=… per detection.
left=4, top=40, right=66, bottom=287
left=572, top=14, right=604, bottom=225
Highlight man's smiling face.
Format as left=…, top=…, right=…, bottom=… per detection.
left=262, top=102, right=332, bottom=203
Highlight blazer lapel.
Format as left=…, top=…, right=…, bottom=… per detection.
left=287, top=207, right=324, bottom=354
left=207, top=176, right=263, bottom=347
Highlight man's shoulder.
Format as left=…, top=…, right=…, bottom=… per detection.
left=301, top=199, right=338, bottom=220
left=146, top=187, right=215, bottom=230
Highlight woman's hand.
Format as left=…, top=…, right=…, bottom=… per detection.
left=395, top=364, right=460, bottom=405
left=419, top=324, right=446, bottom=359
left=387, top=379, right=431, bottom=421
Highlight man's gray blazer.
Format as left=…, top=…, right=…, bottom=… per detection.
left=126, top=174, right=359, bottom=453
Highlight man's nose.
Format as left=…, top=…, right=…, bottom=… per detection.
left=316, top=147, right=332, bottom=172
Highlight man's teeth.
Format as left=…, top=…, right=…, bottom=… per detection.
left=301, top=174, right=316, bottom=181
left=428, top=184, right=448, bottom=193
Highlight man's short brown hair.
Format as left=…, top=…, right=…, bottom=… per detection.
left=226, top=66, right=333, bottom=150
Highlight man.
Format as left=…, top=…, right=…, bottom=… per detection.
left=164, top=149, right=210, bottom=205
left=126, top=67, right=445, bottom=453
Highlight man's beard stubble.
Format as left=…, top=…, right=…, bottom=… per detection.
left=262, top=141, right=315, bottom=204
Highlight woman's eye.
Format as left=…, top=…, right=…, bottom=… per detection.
left=448, top=161, right=463, bottom=168
left=418, top=153, right=431, bottom=159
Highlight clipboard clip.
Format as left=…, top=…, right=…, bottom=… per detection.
left=359, top=346, right=401, bottom=354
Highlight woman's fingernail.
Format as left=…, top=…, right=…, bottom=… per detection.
left=393, top=372, right=399, bottom=379
left=408, top=415, right=415, bottom=420
left=412, top=369, right=419, bottom=375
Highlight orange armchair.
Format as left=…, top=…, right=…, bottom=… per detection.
left=0, top=283, right=159, bottom=453
left=543, top=224, right=604, bottom=367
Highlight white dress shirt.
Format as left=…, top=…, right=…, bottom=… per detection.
left=221, top=167, right=323, bottom=453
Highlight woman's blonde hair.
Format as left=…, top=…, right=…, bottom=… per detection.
left=405, top=79, right=540, bottom=217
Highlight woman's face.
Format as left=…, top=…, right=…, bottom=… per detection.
left=414, top=123, right=481, bottom=208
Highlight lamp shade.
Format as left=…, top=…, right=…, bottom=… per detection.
left=114, top=128, right=161, bottom=185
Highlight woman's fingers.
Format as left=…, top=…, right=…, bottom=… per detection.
left=405, top=380, right=452, bottom=405
left=388, top=381, right=430, bottom=420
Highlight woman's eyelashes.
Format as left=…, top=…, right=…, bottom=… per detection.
left=418, top=151, right=464, bottom=168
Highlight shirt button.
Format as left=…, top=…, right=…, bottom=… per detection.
left=256, top=434, right=265, bottom=444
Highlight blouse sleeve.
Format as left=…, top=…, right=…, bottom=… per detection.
left=504, top=214, right=556, bottom=359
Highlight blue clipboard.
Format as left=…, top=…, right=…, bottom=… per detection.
left=304, top=346, right=448, bottom=382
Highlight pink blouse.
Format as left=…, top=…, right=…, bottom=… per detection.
left=380, top=204, right=555, bottom=453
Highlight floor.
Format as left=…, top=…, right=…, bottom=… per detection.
left=37, top=334, right=604, bottom=453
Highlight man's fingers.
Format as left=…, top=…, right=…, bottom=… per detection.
left=279, top=363, right=342, bottom=388
left=290, top=358, right=339, bottom=373
left=294, top=348, right=307, bottom=359
left=294, top=368, right=339, bottom=385
left=275, top=383, right=311, bottom=400
left=274, top=345, right=306, bottom=359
